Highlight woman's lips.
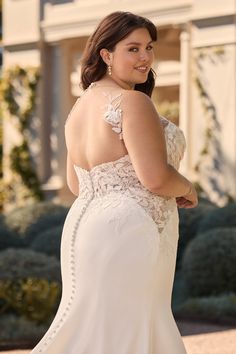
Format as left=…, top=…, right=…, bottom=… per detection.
left=135, top=66, right=149, bottom=73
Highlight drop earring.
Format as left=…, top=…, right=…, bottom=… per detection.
left=108, top=64, right=112, bottom=76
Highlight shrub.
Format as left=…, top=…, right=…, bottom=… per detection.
left=0, top=314, right=48, bottom=345
left=198, top=201, right=236, bottom=234
left=172, top=270, right=189, bottom=311
left=0, top=278, right=61, bottom=324
left=4, top=202, right=68, bottom=246
left=0, top=248, right=61, bottom=283
left=182, top=227, right=236, bottom=296
left=25, top=210, right=67, bottom=245
left=175, top=293, right=236, bottom=322
left=177, top=197, right=217, bottom=268
left=0, top=215, right=22, bottom=250
left=31, top=225, right=63, bottom=259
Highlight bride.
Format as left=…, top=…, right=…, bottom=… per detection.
left=31, top=11, right=198, bottom=354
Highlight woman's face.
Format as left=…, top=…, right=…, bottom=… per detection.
left=109, top=27, right=155, bottom=89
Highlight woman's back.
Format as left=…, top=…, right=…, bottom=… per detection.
left=65, top=83, right=128, bottom=171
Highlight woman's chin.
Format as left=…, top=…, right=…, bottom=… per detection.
left=135, top=73, right=149, bottom=84
left=135, top=77, right=148, bottom=85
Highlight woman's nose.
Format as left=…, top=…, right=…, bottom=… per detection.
left=139, top=51, right=149, bottom=61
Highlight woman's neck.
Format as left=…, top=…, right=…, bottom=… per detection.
left=96, top=75, right=134, bottom=90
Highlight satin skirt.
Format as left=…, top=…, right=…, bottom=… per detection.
left=30, top=193, right=186, bottom=354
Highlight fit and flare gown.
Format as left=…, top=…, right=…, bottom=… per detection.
left=31, top=85, right=187, bottom=354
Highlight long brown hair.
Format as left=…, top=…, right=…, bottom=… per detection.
left=81, top=12, right=157, bottom=97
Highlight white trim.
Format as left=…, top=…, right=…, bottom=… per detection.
left=41, top=1, right=192, bottom=42
left=154, top=61, right=181, bottom=87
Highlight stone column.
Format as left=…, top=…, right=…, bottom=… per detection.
left=42, top=41, right=71, bottom=199
left=179, top=26, right=191, bottom=176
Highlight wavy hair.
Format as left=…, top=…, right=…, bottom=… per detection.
left=80, top=12, right=157, bottom=97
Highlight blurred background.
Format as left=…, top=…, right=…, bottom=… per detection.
left=0, top=0, right=236, bottom=351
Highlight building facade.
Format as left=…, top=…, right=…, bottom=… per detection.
left=2, top=0, right=236, bottom=205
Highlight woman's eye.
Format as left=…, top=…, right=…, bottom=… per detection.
left=128, top=47, right=139, bottom=52
left=128, top=45, right=153, bottom=52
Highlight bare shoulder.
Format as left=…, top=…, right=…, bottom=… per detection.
left=122, top=89, right=154, bottom=108
left=122, top=89, right=151, bottom=100
left=121, top=89, right=159, bottom=123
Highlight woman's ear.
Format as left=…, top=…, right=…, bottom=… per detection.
left=100, top=48, right=113, bottom=66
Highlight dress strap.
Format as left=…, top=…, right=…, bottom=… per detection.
left=103, top=92, right=123, bottom=140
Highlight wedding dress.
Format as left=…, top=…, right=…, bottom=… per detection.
left=31, top=83, right=187, bottom=354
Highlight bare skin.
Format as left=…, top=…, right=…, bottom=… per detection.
left=65, top=28, right=198, bottom=209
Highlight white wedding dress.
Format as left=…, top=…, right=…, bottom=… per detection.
left=31, top=85, right=187, bottom=354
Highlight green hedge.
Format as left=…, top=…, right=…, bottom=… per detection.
left=4, top=202, right=68, bottom=247
left=0, top=215, right=22, bottom=250
left=175, top=293, right=236, bottom=322
left=0, top=278, right=61, bottom=324
left=198, top=201, right=236, bottom=234
left=31, top=225, right=63, bottom=259
left=0, top=314, right=48, bottom=345
left=182, top=227, right=236, bottom=296
left=177, top=197, right=217, bottom=268
left=0, top=248, right=61, bottom=325
left=0, top=248, right=61, bottom=282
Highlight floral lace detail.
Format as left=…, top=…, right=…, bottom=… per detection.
left=103, top=92, right=123, bottom=139
left=164, top=118, right=186, bottom=170
left=74, top=119, right=186, bottom=237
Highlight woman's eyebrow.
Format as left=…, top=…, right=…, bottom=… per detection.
left=125, top=40, right=153, bottom=46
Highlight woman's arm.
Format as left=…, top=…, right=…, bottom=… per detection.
left=66, top=153, right=79, bottom=196
left=122, top=90, right=197, bottom=207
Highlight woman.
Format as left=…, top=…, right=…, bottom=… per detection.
left=31, top=11, right=197, bottom=354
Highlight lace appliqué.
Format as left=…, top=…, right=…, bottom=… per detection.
left=103, top=93, right=123, bottom=140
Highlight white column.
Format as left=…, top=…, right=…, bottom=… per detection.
left=49, top=44, right=63, bottom=189
left=42, top=43, right=70, bottom=193
left=179, top=27, right=191, bottom=175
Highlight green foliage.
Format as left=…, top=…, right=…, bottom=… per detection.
left=10, top=139, right=43, bottom=201
left=182, top=227, right=236, bottom=297
left=0, top=112, right=2, bottom=180
left=177, top=197, right=217, bottom=268
left=0, top=66, right=40, bottom=130
left=31, top=225, right=63, bottom=259
left=0, top=278, right=61, bottom=324
left=0, top=98, right=3, bottom=211
left=4, top=201, right=68, bottom=246
left=198, top=201, right=236, bottom=234
left=0, top=215, right=22, bottom=250
left=0, top=248, right=61, bottom=324
left=0, top=314, right=48, bottom=343
left=157, top=100, right=179, bottom=125
left=0, top=65, right=42, bottom=206
left=175, top=293, right=236, bottom=322
left=172, top=271, right=189, bottom=311
left=25, top=209, right=68, bottom=244
left=0, top=248, right=61, bottom=283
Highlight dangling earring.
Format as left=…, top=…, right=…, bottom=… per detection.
left=108, top=64, right=112, bottom=76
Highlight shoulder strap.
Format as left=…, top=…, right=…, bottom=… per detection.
left=103, top=92, right=123, bottom=140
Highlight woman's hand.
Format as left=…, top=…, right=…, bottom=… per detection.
left=176, top=184, right=198, bottom=209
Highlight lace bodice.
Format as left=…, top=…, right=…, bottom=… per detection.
left=71, top=84, right=186, bottom=234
